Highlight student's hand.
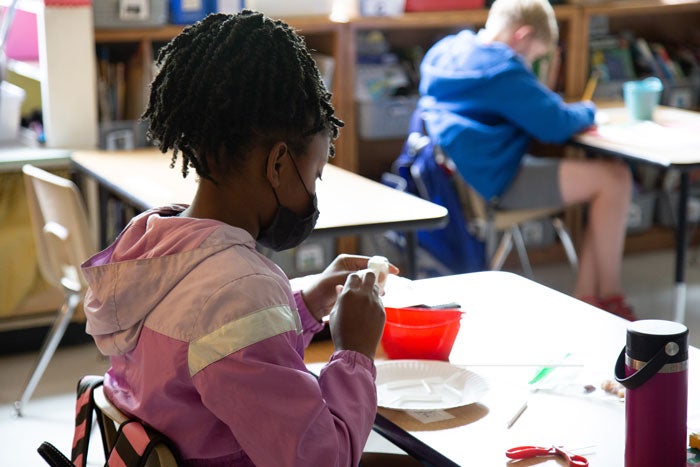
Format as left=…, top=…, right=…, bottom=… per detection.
left=301, top=254, right=398, bottom=322
left=328, top=271, right=385, bottom=360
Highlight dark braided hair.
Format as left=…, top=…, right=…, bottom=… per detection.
left=142, top=10, right=344, bottom=180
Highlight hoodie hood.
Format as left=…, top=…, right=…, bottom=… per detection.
left=419, top=29, right=521, bottom=114
left=81, top=205, right=258, bottom=356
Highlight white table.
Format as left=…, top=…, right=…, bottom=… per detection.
left=573, top=104, right=700, bottom=323
left=70, top=149, right=449, bottom=278
left=309, top=271, right=700, bottom=466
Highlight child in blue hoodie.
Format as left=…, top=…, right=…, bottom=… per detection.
left=418, top=0, right=635, bottom=319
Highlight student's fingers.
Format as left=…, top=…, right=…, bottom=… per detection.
left=360, top=270, right=378, bottom=290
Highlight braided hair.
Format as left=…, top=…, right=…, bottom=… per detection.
left=142, top=11, right=344, bottom=180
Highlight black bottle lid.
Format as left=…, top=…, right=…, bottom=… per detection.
left=626, top=319, right=688, bottom=363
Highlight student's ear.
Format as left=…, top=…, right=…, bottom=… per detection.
left=513, top=25, right=534, bottom=44
left=265, top=142, right=289, bottom=188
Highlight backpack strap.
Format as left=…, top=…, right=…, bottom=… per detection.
left=107, top=420, right=179, bottom=467
left=70, top=375, right=104, bottom=467
left=37, top=441, right=74, bottom=467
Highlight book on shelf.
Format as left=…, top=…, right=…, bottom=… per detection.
left=650, top=42, right=685, bottom=85
left=589, top=35, right=636, bottom=82
left=631, top=37, right=667, bottom=81
left=312, top=53, right=335, bottom=92
left=96, top=44, right=151, bottom=124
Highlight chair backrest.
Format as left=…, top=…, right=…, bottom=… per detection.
left=432, top=147, right=491, bottom=225
left=388, top=109, right=486, bottom=274
left=92, top=385, right=180, bottom=467
left=22, top=164, right=94, bottom=293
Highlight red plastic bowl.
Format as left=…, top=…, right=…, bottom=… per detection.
left=381, top=307, right=463, bottom=361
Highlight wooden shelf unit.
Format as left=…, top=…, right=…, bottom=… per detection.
left=93, top=16, right=354, bottom=168
left=88, top=2, right=700, bottom=263
left=576, top=0, right=700, bottom=97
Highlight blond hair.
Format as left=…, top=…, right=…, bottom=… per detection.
left=485, top=0, right=559, bottom=46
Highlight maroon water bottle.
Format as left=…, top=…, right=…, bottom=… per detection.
left=615, top=319, right=688, bottom=467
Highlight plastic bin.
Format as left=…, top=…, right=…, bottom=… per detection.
left=261, top=237, right=335, bottom=278
left=93, top=0, right=168, bottom=28
left=656, top=191, right=700, bottom=227
left=170, top=0, right=208, bottom=24
left=0, top=82, right=26, bottom=141
left=520, top=219, right=556, bottom=247
left=405, top=0, right=485, bottom=11
left=627, top=190, right=656, bottom=234
left=3, top=9, right=38, bottom=60
left=357, top=95, right=419, bottom=140
left=244, top=0, right=333, bottom=17
left=99, top=120, right=149, bottom=150
left=360, top=0, right=405, bottom=16
left=207, top=0, right=243, bottom=14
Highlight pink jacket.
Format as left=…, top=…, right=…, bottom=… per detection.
left=81, top=205, right=377, bottom=466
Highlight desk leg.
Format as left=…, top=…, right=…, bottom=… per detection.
left=405, top=231, right=417, bottom=280
left=98, top=184, right=109, bottom=250
left=673, top=171, right=689, bottom=323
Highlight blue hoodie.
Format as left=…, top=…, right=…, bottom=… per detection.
left=419, top=30, right=595, bottom=201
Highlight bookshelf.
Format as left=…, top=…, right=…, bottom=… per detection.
left=575, top=0, right=700, bottom=258
left=578, top=0, right=700, bottom=99
left=87, top=2, right=700, bottom=263
left=93, top=17, right=353, bottom=167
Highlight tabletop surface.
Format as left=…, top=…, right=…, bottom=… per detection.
left=70, top=149, right=449, bottom=235
left=0, top=145, right=71, bottom=172
left=308, top=271, right=700, bottom=466
left=573, top=104, right=700, bottom=167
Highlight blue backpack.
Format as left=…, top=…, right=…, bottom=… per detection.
left=386, top=109, right=486, bottom=275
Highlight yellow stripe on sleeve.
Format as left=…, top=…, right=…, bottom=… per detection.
left=188, top=305, right=302, bottom=376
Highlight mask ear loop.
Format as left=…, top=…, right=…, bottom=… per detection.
left=287, top=151, right=313, bottom=199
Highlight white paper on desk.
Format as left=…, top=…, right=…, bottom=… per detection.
left=381, top=275, right=460, bottom=309
left=596, top=121, right=697, bottom=152
left=405, top=410, right=455, bottom=424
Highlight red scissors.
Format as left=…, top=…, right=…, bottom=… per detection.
left=506, top=445, right=589, bottom=466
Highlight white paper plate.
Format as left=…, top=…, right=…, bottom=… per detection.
left=376, top=360, right=488, bottom=411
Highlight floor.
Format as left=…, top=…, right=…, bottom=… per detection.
left=1, top=248, right=699, bottom=466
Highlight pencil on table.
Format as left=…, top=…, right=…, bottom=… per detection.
left=581, top=70, right=599, bottom=101
left=507, top=401, right=528, bottom=429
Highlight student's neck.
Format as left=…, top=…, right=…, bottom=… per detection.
left=183, top=178, right=260, bottom=237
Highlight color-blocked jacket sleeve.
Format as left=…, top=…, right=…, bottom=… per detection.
left=490, top=63, right=596, bottom=143
left=189, top=279, right=376, bottom=467
left=294, top=290, right=325, bottom=349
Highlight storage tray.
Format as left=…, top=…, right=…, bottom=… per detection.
left=357, top=96, right=419, bottom=140
left=405, top=0, right=485, bottom=11
left=93, top=0, right=168, bottom=28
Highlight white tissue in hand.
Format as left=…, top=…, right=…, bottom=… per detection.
left=367, top=256, right=389, bottom=294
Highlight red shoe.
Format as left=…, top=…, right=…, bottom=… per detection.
left=599, top=295, right=638, bottom=321
left=579, top=295, right=602, bottom=308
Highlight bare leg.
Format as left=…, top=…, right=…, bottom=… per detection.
left=559, top=158, right=632, bottom=298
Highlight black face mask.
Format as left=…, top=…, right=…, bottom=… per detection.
left=257, top=152, right=320, bottom=252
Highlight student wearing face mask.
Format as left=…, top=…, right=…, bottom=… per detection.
left=80, top=11, right=415, bottom=467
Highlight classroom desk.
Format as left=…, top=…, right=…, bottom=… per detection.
left=572, top=105, right=700, bottom=324
left=70, top=149, right=449, bottom=278
left=0, top=145, right=71, bottom=319
left=306, top=271, right=700, bottom=466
